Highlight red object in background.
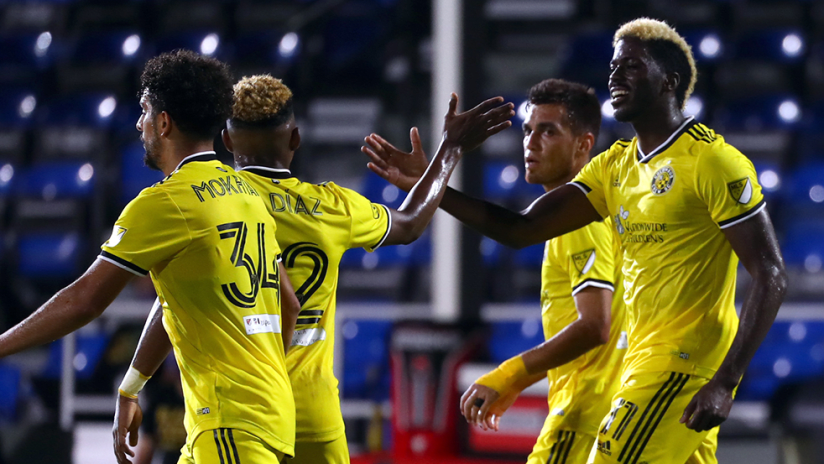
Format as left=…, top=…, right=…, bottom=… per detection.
left=390, top=324, right=484, bottom=460
left=465, top=396, right=547, bottom=455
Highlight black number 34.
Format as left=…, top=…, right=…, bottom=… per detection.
left=217, top=222, right=280, bottom=308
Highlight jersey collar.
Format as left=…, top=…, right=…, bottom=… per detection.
left=238, top=165, right=293, bottom=180
left=175, top=151, right=218, bottom=170
left=636, top=116, right=695, bottom=164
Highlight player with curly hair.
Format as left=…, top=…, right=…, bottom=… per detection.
left=114, top=74, right=515, bottom=464
left=365, top=18, right=787, bottom=464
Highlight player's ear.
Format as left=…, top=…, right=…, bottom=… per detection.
left=158, top=111, right=172, bottom=137
left=221, top=129, right=234, bottom=153
left=289, top=127, right=301, bottom=151
left=577, top=132, right=595, bottom=156
left=665, top=71, right=681, bottom=94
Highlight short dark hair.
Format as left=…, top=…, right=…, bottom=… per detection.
left=644, top=40, right=694, bottom=109
left=139, top=50, right=234, bottom=140
left=527, top=78, right=601, bottom=141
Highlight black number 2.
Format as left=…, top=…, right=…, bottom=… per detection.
left=281, top=242, right=328, bottom=306
left=217, top=222, right=280, bottom=308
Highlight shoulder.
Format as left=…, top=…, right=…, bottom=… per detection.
left=593, top=138, right=634, bottom=166
left=689, top=123, right=752, bottom=169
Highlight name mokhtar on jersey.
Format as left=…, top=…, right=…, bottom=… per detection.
left=190, top=173, right=261, bottom=202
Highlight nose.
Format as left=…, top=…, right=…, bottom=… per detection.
left=525, top=131, right=540, bottom=151
left=136, top=114, right=142, bottom=132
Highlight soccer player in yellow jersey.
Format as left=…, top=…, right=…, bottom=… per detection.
left=0, top=50, right=303, bottom=464
left=364, top=19, right=788, bottom=464
left=364, top=79, right=627, bottom=464
left=113, top=75, right=515, bottom=464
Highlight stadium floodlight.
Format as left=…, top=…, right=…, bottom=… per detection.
left=0, top=164, right=13, bottom=184
left=382, top=184, right=399, bottom=203
left=517, top=100, right=529, bottom=121
left=278, top=32, right=299, bottom=58
left=805, top=254, right=823, bottom=273
left=699, top=35, right=721, bottom=59
left=789, top=322, right=807, bottom=342
left=759, top=170, right=780, bottom=191
left=773, top=358, right=791, bottom=378
left=499, top=165, right=519, bottom=188
left=34, top=31, right=52, bottom=58
left=122, top=34, right=141, bottom=57
left=782, top=33, right=803, bottom=57
left=200, top=34, right=219, bottom=56
left=98, top=96, right=117, bottom=118
left=18, top=95, right=36, bottom=118
left=77, top=163, right=94, bottom=182
left=601, top=99, right=615, bottom=119
left=684, top=96, right=703, bottom=119
left=810, top=184, right=824, bottom=203
left=777, top=99, right=800, bottom=123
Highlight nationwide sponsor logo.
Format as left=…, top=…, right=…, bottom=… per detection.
left=572, top=249, right=596, bottom=275
left=105, top=226, right=127, bottom=247
left=728, top=177, right=753, bottom=204
left=614, top=206, right=668, bottom=243
left=651, top=166, right=675, bottom=195
left=614, top=206, right=630, bottom=235
left=597, top=440, right=612, bottom=456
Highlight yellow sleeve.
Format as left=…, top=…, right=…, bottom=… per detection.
left=694, top=143, right=766, bottom=229
left=569, top=149, right=609, bottom=218
left=99, top=187, right=191, bottom=276
left=327, top=183, right=391, bottom=252
left=562, top=221, right=616, bottom=296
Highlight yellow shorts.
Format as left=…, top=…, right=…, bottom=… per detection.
left=587, top=371, right=718, bottom=464
left=291, top=434, right=350, bottom=464
left=527, top=429, right=596, bottom=464
left=179, top=428, right=286, bottom=464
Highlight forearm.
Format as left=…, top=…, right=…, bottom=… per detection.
left=0, top=279, right=105, bottom=357
left=131, top=300, right=172, bottom=377
left=520, top=319, right=606, bottom=375
left=279, top=263, right=299, bottom=353
left=714, top=269, right=787, bottom=387
left=387, top=141, right=463, bottom=245
left=440, top=184, right=598, bottom=249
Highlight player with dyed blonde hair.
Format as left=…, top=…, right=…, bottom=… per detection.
left=114, top=74, right=515, bottom=464
left=366, top=18, right=787, bottom=464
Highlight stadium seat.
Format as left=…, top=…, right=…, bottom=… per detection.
left=33, top=92, right=116, bottom=160
left=558, top=31, right=613, bottom=88
left=797, top=100, right=824, bottom=162
left=232, top=30, right=289, bottom=66
left=483, top=161, right=523, bottom=201
left=13, top=162, right=95, bottom=199
left=0, top=33, right=51, bottom=86
left=487, top=319, right=544, bottom=363
left=714, top=94, right=802, bottom=131
left=0, top=364, right=21, bottom=421
left=341, top=319, right=393, bottom=399
left=732, top=30, right=807, bottom=63
left=153, top=30, right=226, bottom=60
left=0, top=88, right=36, bottom=164
left=40, top=333, right=110, bottom=380
left=361, top=172, right=404, bottom=210
left=55, top=31, right=141, bottom=93
left=16, top=232, right=84, bottom=278
left=514, top=243, right=544, bottom=269
left=752, top=160, right=783, bottom=198
left=119, top=141, right=163, bottom=205
left=784, top=163, right=824, bottom=211
left=782, top=219, right=824, bottom=269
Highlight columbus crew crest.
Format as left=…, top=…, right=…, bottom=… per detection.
left=728, top=177, right=753, bottom=204
left=651, top=166, right=675, bottom=195
left=572, top=249, right=596, bottom=275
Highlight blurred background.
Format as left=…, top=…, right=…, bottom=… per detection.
left=0, top=0, right=823, bottom=462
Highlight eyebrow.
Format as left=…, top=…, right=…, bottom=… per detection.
left=524, top=121, right=561, bottom=131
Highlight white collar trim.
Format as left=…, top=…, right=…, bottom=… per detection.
left=174, top=151, right=217, bottom=171
left=238, top=165, right=292, bottom=175
left=637, top=116, right=694, bottom=163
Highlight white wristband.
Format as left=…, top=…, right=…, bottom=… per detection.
left=118, top=366, right=151, bottom=399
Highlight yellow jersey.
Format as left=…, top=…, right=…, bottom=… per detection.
left=238, top=166, right=390, bottom=442
left=570, top=117, right=765, bottom=380
left=540, top=217, right=626, bottom=436
left=100, top=152, right=295, bottom=456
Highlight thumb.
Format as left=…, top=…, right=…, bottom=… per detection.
left=680, top=398, right=697, bottom=424
left=448, top=93, right=458, bottom=115
left=128, top=409, right=141, bottom=447
left=410, top=127, right=423, bottom=153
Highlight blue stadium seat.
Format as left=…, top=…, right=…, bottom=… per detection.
left=40, top=334, right=110, bottom=380
left=36, top=92, right=119, bottom=129
left=558, top=32, right=613, bottom=88
left=514, top=243, right=544, bottom=269
left=14, top=162, right=95, bottom=199
left=16, top=232, right=84, bottom=278
left=782, top=220, right=824, bottom=268
left=0, top=364, right=21, bottom=421
left=484, top=161, right=523, bottom=200
left=0, top=33, right=52, bottom=69
left=361, top=172, right=404, bottom=209
left=154, top=30, right=225, bottom=59
left=732, top=30, right=806, bottom=62
left=323, top=15, right=379, bottom=68
left=713, top=94, right=802, bottom=131
left=798, top=101, right=824, bottom=162
left=488, top=319, right=544, bottom=363
left=681, top=30, right=725, bottom=63
left=341, top=319, right=392, bottom=399
left=232, top=30, right=290, bottom=66
left=0, top=88, right=36, bottom=128
left=66, top=30, right=143, bottom=65
left=752, top=161, right=783, bottom=198
left=785, top=164, right=824, bottom=209
left=120, top=142, right=163, bottom=205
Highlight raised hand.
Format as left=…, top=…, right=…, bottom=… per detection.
left=441, top=93, right=514, bottom=153
left=362, top=127, right=429, bottom=192
left=113, top=394, right=143, bottom=464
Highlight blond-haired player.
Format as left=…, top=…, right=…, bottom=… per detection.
left=365, top=18, right=787, bottom=464
left=365, top=78, right=626, bottom=464
left=113, top=74, right=515, bottom=464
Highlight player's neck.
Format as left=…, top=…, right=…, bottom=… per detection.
left=162, top=141, right=215, bottom=176
left=631, top=106, right=687, bottom=156
left=235, top=152, right=292, bottom=171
